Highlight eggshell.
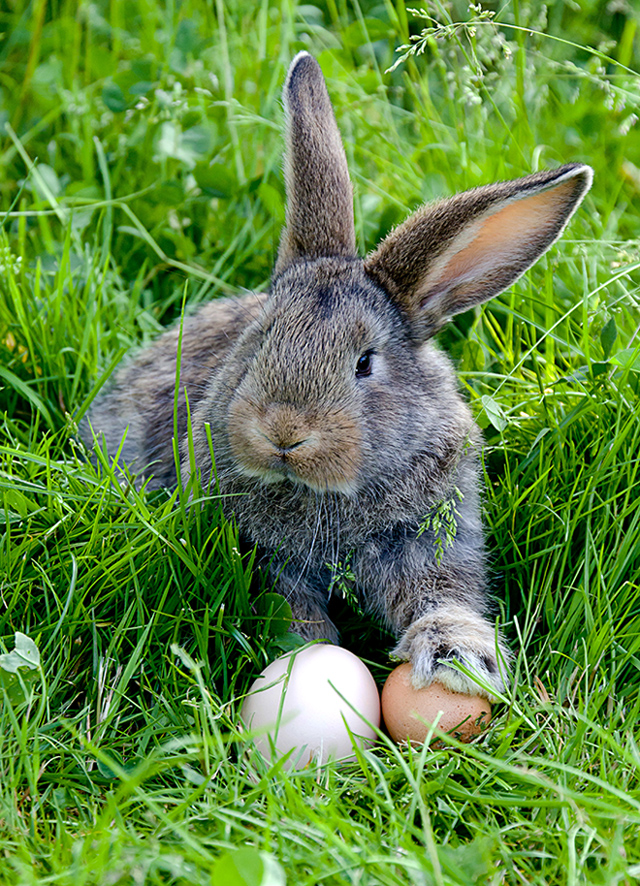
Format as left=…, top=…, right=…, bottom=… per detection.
left=241, top=646, right=381, bottom=768
left=381, top=663, right=491, bottom=744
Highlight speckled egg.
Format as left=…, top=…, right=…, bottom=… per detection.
left=381, top=663, right=491, bottom=744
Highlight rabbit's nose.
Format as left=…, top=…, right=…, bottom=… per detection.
left=261, top=430, right=308, bottom=455
left=258, top=404, right=312, bottom=454
left=279, top=438, right=307, bottom=454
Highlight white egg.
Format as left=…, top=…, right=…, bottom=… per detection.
left=241, top=645, right=381, bottom=768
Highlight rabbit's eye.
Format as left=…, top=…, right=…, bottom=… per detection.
left=355, top=351, right=373, bottom=378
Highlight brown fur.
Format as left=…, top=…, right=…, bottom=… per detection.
left=84, top=53, right=592, bottom=700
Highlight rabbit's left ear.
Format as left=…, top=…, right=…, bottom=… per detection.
left=365, top=164, right=593, bottom=342
left=275, top=52, right=356, bottom=275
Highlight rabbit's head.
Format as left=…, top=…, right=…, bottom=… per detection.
left=205, top=52, right=592, bottom=497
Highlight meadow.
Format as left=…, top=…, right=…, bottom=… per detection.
left=1, top=0, right=640, bottom=882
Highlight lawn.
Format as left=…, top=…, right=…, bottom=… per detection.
left=1, top=0, right=640, bottom=883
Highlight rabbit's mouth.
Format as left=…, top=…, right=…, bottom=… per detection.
left=227, top=399, right=362, bottom=495
left=234, top=460, right=360, bottom=496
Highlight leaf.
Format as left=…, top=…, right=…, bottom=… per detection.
left=155, top=122, right=210, bottom=168
left=0, top=668, right=39, bottom=706
left=212, top=848, right=286, bottom=886
left=156, top=179, right=185, bottom=205
left=182, top=125, right=214, bottom=158
left=175, top=19, right=204, bottom=56
left=194, top=162, right=236, bottom=198
left=132, top=59, right=155, bottom=81
left=0, top=632, right=40, bottom=673
left=559, top=365, right=590, bottom=385
left=257, top=182, right=285, bottom=223
left=269, top=632, right=306, bottom=654
left=611, top=348, right=640, bottom=373
left=3, top=489, right=38, bottom=519
left=480, top=395, right=507, bottom=432
left=257, top=593, right=292, bottom=637
left=102, top=80, right=128, bottom=113
left=15, top=633, right=39, bottom=667
left=31, top=163, right=62, bottom=200
left=440, top=836, right=495, bottom=881
left=129, top=80, right=154, bottom=97
left=97, top=750, right=124, bottom=780
left=71, top=207, right=96, bottom=232
left=461, top=339, right=485, bottom=371
left=600, top=316, right=618, bottom=360
left=590, top=361, right=609, bottom=377
left=0, top=633, right=40, bottom=705
left=103, top=68, right=155, bottom=111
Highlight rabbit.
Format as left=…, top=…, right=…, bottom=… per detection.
left=84, top=52, right=593, bottom=700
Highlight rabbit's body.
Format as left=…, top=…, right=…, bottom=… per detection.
left=85, top=53, right=592, bottom=699
left=191, top=258, right=487, bottom=651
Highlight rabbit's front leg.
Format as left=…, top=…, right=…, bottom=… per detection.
left=354, top=526, right=510, bottom=701
left=269, top=559, right=340, bottom=644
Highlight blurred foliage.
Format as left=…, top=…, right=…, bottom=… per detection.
left=1, top=3, right=640, bottom=883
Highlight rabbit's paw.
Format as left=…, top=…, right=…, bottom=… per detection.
left=392, top=605, right=509, bottom=701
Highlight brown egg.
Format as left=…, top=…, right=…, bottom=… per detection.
left=381, top=663, right=491, bottom=744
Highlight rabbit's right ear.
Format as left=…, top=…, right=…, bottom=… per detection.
left=275, top=53, right=356, bottom=274
left=365, top=164, right=593, bottom=342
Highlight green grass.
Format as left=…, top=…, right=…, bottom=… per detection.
left=1, top=0, right=640, bottom=882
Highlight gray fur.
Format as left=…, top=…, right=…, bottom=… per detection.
left=83, top=53, right=592, bottom=700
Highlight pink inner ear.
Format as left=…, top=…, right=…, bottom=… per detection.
left=418, top=179, right=578, bottom=301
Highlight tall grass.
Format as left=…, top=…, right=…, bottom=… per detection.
left=1, top=1, right=639, bottom=883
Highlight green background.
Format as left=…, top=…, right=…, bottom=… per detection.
left=1, top=1, right=640, bottom=883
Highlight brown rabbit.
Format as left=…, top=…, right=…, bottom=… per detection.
left=85, top=53, right=592, bottom=699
